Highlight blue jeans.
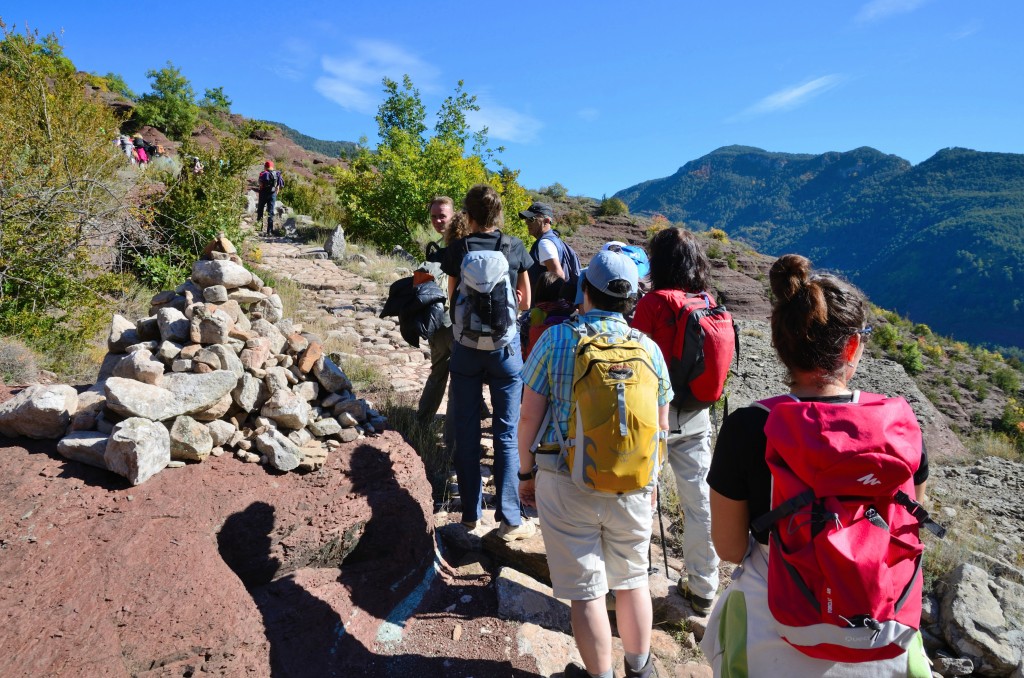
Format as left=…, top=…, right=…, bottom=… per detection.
left=256, top=191, right=276, bottom=231
left=448, top=337, right=523, bottom=526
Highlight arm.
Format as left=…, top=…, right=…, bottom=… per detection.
left=710, top=490, right=751, bottom=564
left=914, top=482, right=927, bottom=504
left=448, top=275, right=457, bottom=301
left=516, top=270, right=531, bottom=310
left=544, top=257, right=565, bottom=280
left=517, top=386, right=549, bottom=508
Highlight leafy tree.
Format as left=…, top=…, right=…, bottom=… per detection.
left=0, top=23, right=132, bottom=355
left=899, top=341, right=925, bottom=375
left=540, top=182, right=569, bottom=200
left=598, top=196, right=629, bottom=216
left=102, top=72, right=136, bottom=100
left=134, top=61, right=198, bottom=139
left=334, top=76, right=529, bottom=252
left=200, top=86, right=232, bottom=114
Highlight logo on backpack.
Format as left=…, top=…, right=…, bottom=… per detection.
left=452, top=235, right=517, bottom=351
left=750, top=392, right=946, bottom=663
left=662, top=291, right=736, bottom=410
left=555, top=323, right=666, bottom=494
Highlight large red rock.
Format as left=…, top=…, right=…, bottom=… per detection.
left=0, top=430, right=434, bottom=675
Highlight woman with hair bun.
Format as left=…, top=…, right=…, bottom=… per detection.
left=700, top=254, right=931, bottom=677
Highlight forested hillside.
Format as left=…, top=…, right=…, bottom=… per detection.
left=264, top=120, right=358, bottom=158
left=615, top=145, right=1024, bottom=350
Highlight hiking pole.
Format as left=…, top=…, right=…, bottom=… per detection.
left=656, top=488, right=669, bottom=579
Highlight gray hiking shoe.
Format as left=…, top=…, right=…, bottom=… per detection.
left=677, top=578, right=713, bottom=616
left=498, top=519, right=536, bottom=542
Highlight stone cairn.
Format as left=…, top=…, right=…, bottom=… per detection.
left=53, top=235, right=385, bottom=485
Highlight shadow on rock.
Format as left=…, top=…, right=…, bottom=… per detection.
left=218, top=444, right=540, bottom=676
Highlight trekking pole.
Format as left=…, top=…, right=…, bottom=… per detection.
left=656, top=489, right=670, bottom=578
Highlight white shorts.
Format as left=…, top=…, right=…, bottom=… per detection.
left=536, top=470, right=654, bottom=600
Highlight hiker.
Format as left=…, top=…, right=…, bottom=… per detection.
left=256, top=161, right=283, bottom=235
left=441, top=184, right=534, bottom=541
left=518, top=249, right=672, bottom=678
left=630, top=227, right=727, bottom=616
left=523, top=271, right=573, bottom=359
left=521, top=202, right=581, bottom=287
left=415, top=196, right=456, bottom=424
left=700, top=254, right=932, bottom=676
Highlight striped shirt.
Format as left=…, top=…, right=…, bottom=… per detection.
left=522, top=310, right=673, bottom=449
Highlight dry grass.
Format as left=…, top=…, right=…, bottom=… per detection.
left=921, top=495, right=1006, bottom=588
left=0, top=337, right=39, bottom=385
left=965, top=432, right=1021, bottom=460
left=337, top=243, right=413, bottom=286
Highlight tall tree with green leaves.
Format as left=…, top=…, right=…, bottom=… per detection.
left=335, top=76, right=529, bottom=252
left=0, top=22, right=132, bottom=355
left=134, top=61, right=198, bottom=139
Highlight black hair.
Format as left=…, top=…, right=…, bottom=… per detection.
left=583, top=278, right=636, bottom=315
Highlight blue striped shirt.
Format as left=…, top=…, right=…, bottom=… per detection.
left=521, top=310, right=673, bottom=448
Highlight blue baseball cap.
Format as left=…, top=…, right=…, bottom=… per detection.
left=602, top=241, right=650, bottom=279
left=578, top=250, right=639, bottom=303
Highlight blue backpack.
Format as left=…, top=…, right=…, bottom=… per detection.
left=533, top=230, right=581, bottom=285
left=452, top=235, right=517, bottom=351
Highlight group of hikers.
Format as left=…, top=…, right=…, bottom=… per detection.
left=114, top=133, right=165, bottom=166
left=384, top=185, right=941, bottom=678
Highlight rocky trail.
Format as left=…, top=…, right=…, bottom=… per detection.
left=1, top=229, right=1022, bottom=677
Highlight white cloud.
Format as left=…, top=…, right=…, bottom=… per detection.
left=275, top=38, right=316, bottom=82
left=314, top=40, right=439, bottom=114
left=577, top=107, right=600, bottom=122
left=466, top=103, right=542, bottom=144
left=855, top=0, right=929, bottom=24
left=729, top=75, right=844, bottom=121
left=950, top=20, right=981, bottom=40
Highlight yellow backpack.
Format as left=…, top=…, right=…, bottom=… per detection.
left=555, top=323, right=666, bottom=494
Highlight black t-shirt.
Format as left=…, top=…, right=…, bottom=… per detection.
left=441, top=231, right=533, bottom=292
left=707, top=393, right=930, bottom=545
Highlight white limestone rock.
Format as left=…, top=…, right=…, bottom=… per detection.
left=0, top=384, right=79, bottom=439
left=104, top=417, right=170, bottom=485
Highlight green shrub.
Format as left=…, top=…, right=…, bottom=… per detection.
left=707, top=244, right=723, bottom=260
left=726, top=253, right=739, bottom=270
left=912, top=323, right=932, bottom=337
left=899, top=342, right=925, bottom=375
left=558, top=209, right=591, bottom=238
left=873, top=324, right=899, bottom=351
left=922, top=342, right=944, bottom=363
left=279, top=175, right=346, bottom=226
left=540, top=182, right=568, bottom=199
left=597, top=196, right=629, bottom=216
left=992, top=366, right=1022, bottom=394
left=708, top=227, right=729, bottom=242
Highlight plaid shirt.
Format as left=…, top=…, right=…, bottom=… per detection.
left=522, top=310, right=673, bottom=449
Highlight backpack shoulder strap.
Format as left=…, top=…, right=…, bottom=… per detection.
left=753, top=394, right=800, bottom=412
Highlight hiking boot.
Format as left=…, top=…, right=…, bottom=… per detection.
left=677, top=578, right=713, bottom=616
left=624, top=655, right=658, bottom=678
left=498, top=519, right=536, bottom=542
left=461, top=520, right=477, bottom=530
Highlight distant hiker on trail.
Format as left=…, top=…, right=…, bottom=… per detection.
left=521, top=201, right=581, bottom=289
left=518, top=249, right=672, bottom=678
left=416, top=196, right=456, bottom=424
left=630, top=227, right=730, bottom=617
left=256, top=161, right=283, bottom=235
left=700, top=254, right=933, bottom=677
left=442, top=184, right=534, bottom=542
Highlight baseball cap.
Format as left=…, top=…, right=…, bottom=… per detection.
left=581, top=250, right=639, bottom=300
left=602, top=241, right=650, bottom=278
left=519, top=202, right=554, bottom=220
left=264, top=161, right=274, bottom=169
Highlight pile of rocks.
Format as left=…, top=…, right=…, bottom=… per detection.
left=55, top=235, right=386, bottom=485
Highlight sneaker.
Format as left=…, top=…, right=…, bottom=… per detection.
left=498, top=519, right=536, bottom=542
left=677, top=578, right=713, bottom=616
left=624, top=655, right=658, bottom=678
left=461, top=520, right=477, bottom=530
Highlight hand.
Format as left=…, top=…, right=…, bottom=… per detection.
left=518, top=478, right=536, bottom=508
left=651, top=484, right=658, bottom=510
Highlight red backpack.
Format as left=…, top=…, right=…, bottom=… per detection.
left=751, top=392, right=945, bottom=663
left=664, top=291, right=736, bottom=410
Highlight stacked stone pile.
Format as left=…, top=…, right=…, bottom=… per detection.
left=55, top=235, right=386, bottom=485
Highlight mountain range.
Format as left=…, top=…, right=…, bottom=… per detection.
left=614, top=145, right=1024, bottom=350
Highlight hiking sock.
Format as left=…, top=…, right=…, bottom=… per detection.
left=592, top=670, right=613, bottom=678
left=624, top=652, right=649, bottom=674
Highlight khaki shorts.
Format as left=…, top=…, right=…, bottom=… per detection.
left=536, top=470, right=654, bottom=600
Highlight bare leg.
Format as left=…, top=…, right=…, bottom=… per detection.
left=571, top=597, right=613, bottom=675
left=612, top=585, right=652, bottom=656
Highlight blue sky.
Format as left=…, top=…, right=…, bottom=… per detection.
left=8, top=0, right=1024, bottom=197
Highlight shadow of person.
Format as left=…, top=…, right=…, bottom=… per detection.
left=218, top=444, right=543, bottom=677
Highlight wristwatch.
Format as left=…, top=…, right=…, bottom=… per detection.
left=517, top=469, right=534, bottom=481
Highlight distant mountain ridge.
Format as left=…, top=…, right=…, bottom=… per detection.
left=263, top=120, right=358, bottom=159
left=614, top=145, right=1024, bottom=349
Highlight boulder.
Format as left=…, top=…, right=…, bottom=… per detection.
left=250, top=319, right=286, bottom=355
left=201, top=345, right=245, bottom=379
left=191, top=392, right=234, bottom=422
left=254, top=428, right=302, bottom=471
left=157, top=307, right=190, bottom=343
left=940, top=563, right=1023, bottom=676
left=239, top=337, right=272, bottom=371
left=205, top=419, right=236, bottom=447
left=107, top=315, right=140, bottom=354
left=169, top=416, right=214, bottom=462
left=0, top=384, right=79, bottom=439
left=203, top=285, right=228, bottom=304
left=496, top=567, right=571, bottom=633
left=261, top=389, right=311, bottom=429
left=253, top=294, right=284, bottom=323
left=111, top=349, right=164, bottom=386
left=313, top=355, right=352, bottom=394
left=191, top=259, right=253, bottom=289
left=296, top=341, right=323, bottom=373
left=515, top=623, right=583, bottom=678
left=57, top=431, right=109, bottom=469
left=232, top=372, right=267, bottom=413
left=104, top=370, right=238, bottom=421
left=190, top=307, right=234, bottom=345
left=308, top=417, right=341, bottom=438
left=104, top=417, right=170, bottom=485
left=324, top=226, right=346, bottom=260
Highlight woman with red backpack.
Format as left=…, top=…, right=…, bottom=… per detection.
left=701, top=254, right=933, bottom=676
